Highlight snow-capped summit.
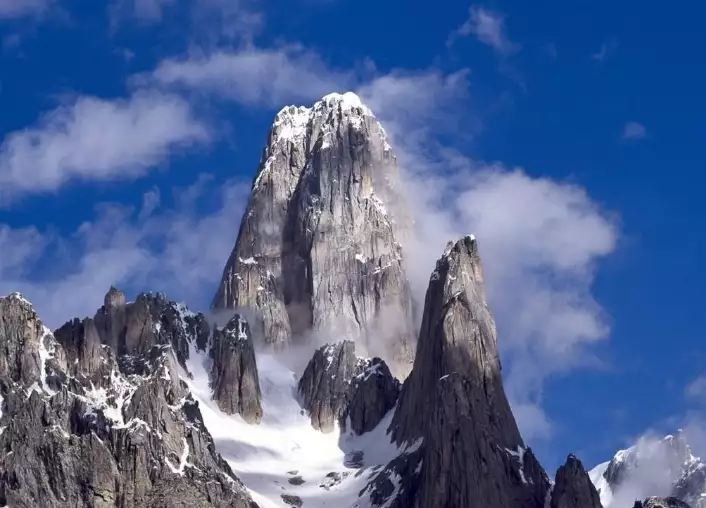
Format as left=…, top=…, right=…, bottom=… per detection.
left=212, top=90, right=415, bottom=376
left=590, top=433, right=706, bottom=508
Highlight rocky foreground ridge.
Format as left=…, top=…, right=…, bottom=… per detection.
left=0, top=92, right=678, bottom=508
left=0, top=290, right=259, bottom=507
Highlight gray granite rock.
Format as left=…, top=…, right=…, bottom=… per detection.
left=388, top=236, right=552, bottom=508
left=297, top=340, right=362, bottom=432
left=212, top=93, right=416, bottom=376
left=209, top=315, right=262, bottom=423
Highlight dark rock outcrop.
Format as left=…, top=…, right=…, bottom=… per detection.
left=298, top=340, right=401, bottom=435
left=209, top=315, right=262, bottom=423
left=387, top=236, right=552, bottom=508
left=0, top=291, right=259, bottom=508
left=297, top=341, right=362, bottom=432
left=212, top=93, right=416, bottom=376
left=633, top=498, right=692, bottom=508
left=342, top=357, right=400, bottom=435
left=551, top=455, right=603, bottom=508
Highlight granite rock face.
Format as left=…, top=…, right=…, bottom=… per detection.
left=297, top=340, right=363, bottom=432
left=298, top=340, right=401, bottom=436
left=551, top=455, right=603, bottom=508
left=209, top=315, right=262, bottom=423
left=212, top=92, right=416, bottom=376
left=386, top=236, right=552, bottom=508
left=0, top=291, right=259, bottom=508
left=342, top=357, right=400, bottom=435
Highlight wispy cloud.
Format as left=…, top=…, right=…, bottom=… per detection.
left=0, top=91, right=209, bottom=204
left=686, top=374, right=706, bottom=404
left=132, top=0, right=175, bottom=21
left=144, top=45, right=355, bottom=107
left=449, top=5, right=519, bottom=55
left=109, top=0, right=263, bottom=43
left=356, top=67, right=618, bottom=440
left=0, top=176, right=249, bottom=327
left=622, top=121, right=647, bottom=140
left=0, top=0, right=51, bottom=19
left=591, top=38, right=618, bottom=62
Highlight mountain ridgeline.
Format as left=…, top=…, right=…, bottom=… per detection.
left=0, top=92, right=681, bottom=507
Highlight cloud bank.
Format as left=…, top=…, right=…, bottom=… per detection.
left=0, top=91, right=208, bottom=204
left=0, top=176, right=249, bottom=327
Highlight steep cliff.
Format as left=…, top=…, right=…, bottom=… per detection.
left=386, top=236, right=552, bottom=508
left=212, top=92, right=415, bottom=376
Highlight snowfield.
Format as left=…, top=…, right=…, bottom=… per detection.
left=182, top=341, right=407, bottom=508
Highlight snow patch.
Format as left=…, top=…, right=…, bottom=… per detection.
left=355, top=253, right=367, bottom=264
left=588, top=460, right=613, bottom=507
left=37, top=327, right=56, bottom=395
left=166, top=437, right=190, bottom=476
left=7, top=292, right=32, bottom=307
left=182, top=339, right=415, bottom=508
left=239, top=257, right=258, bottom=265
left=505, top=446, right=528, bottom=484
left=355, top=363, right=382, bottom=382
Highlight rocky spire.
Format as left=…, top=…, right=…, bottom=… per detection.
left=551, top=455, right=603, bottom=508
left=388, top=235, right=551, bottom=508
left=209, top=315, right=263, bottom=423
left=212, top=92, right=416, bottom=376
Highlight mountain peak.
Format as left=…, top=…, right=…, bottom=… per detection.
left=271, top=91, right=374, bottom=144
left=5, top=291, right=34, bottom=309
left=319, top=91, right=370, bottom=112
left=213, top=85, right=415, bottom=374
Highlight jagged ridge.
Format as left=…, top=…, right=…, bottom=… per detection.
left=0, top=290, right=259, bottom=508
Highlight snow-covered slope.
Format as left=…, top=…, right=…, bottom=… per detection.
left=590, top=434, right=706, bottom=508
left=589, top=460, right=613, bottom=507
left=182, top=333, right=414, bottom=508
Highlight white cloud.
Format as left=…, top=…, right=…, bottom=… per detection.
left=146, top=45, right=354, bottom=107
left=0, top=91, right=209, bottom=203
left=449, top=5, right=519, bottom=55
left=605, top=433, right=689, bottom=507
left=133, top=0, right=175, bottom=21
left=0, top=176, right=250, bottom=327
left=110, top=0, right=263, bottom=44
left=0, top=0, right=50, bottom=19
left=685, top=375, right=706, bottom=404
left=357, top=69, right=618, bottom=440
left=622, top=121, right=647, bottom=140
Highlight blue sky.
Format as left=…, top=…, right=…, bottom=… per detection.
left=1, top=0, right=705, bottom=473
